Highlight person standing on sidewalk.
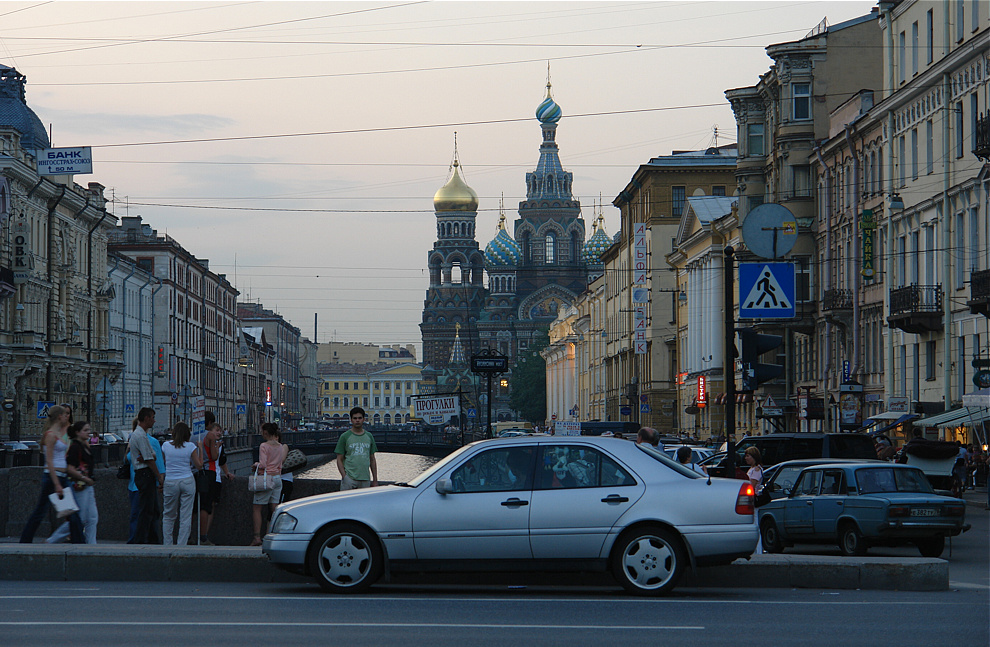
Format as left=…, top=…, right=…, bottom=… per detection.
left=19, top=405, right=84, bottom=544
left=335, top=407, right=378, bottom=490
left=161, top=422, right=203, bottom=546
left=251, top=422, right=288, bottom=546
left=47, top=421, right=98, bottom=544
left=128, top=407, right=164, bottom=544
left=198, top=422, right=233, bottom=545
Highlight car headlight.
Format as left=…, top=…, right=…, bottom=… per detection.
left=271, top=513, right=298, bottom=533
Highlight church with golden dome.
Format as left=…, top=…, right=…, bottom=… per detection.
left=420, top=80, right=609, bottom=423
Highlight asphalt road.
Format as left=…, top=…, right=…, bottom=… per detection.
left=1, top=580, right=987, bottom=647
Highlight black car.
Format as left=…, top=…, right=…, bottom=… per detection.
left=707, top=433, right=878, bottom=479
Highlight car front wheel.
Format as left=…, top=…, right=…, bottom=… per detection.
left=916, top=535, right=945, bottom=558
left=760, top=518, right=785, bottom=554
left=838, top=522, right=867, bottom=556
left=611, top=526, right=685, bottom=596
left=308, top=523, right=383, bottom=593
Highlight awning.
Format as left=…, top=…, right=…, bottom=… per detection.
left=869, top=413, right=919, bottom=435
left=913, top=406, right=990, bottom=429
left=869, top=410, right=913, bottom=420
left=962, top=387, right=990, bottom=409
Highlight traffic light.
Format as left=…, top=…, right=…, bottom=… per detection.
left=157, top=346, right=165, bottom=376
left=738, top=327, right=783, bottom=392
left=625, top=383, right=638, bottom=403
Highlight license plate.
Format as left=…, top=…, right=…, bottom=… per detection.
left=910, top=508, right=938, bottom=517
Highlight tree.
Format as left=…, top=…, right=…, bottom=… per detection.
left=509, top=329, right=549, bottom=423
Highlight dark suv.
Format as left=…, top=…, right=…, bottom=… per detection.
left=708, top=433, right=877, bottom=479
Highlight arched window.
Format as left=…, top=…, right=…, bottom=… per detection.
left=453, top=222, right=460, bottom=236
left=545, top=232, right=556, bottom=264
left=521, top=232, right=531, bottom=264
left=384, top=414, right=391, bottom=425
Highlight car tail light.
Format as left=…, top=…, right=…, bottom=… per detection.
left=888, top=506, right=910, bottom=517
left=736, top=482, right=755, bottom=515
left=944, top=505, right=965, bottom=517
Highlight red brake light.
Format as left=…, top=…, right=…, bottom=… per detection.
left=736, top=482, right=755, bottom=515
left=888, top=506, right=910, bottom=518
left=945, top=505, right=965, bottom=517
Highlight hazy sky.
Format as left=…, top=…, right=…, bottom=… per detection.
left=2, top=0, right=875, bottom=353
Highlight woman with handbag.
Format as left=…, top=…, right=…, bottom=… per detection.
left=19, top=405, right=84, bottom=544
left=161, top=422, right=203, bottom=546
left=47, top=421, right=98, bottom=544
left=250, top=422, right=287, bottom=546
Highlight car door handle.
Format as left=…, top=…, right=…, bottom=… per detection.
left=601, top=495, right=629, bottom=503
left=501, top=498, right=528, bottom=507
left=806, top=501, right=813, bottom=505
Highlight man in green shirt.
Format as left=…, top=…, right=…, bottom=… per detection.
left=335, top=407, right=379, bottom=490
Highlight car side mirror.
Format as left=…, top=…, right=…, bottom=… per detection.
left=435, top=479, right=453, bottom=495
left=771, top=483, right=781, bottom=492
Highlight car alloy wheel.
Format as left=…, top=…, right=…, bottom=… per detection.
left=838, top=522, right=867, bottom=557
left=308, top=523, right=383, bottom=593
left=760, top=518, right=785, bottom=554
left=916, top=535, right=945, bottom=558
left=612, top=526, right=685, bottom=596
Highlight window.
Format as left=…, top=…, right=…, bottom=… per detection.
left=712, top=185, right=726, bottom=196
left=748, top=195, right=764, bottom=211
left=956, top=102, right=964, bottom=158
left=794, top=470, right=823, bottom=496
left=449, top=446, right=535, bottom=493
left=926, top=9, right=934, bottom=63
left=333, top=397, right=339, bottom=408
left=911, top=128, right=918, bottom=179
left=545, top=232, right=556, bottom=264
left=956, top=0, right=965, bottom=41
left=926, top=120, right=934, bottom=174
left=926, top=341, right=936, bottom=380
left=363, top=397, right=369, bottom=406
left=374, top=382, right=380, bottom=389
left=956, top=212, right=966, bottom=286
left=898, top=135, right=906, bottom=186
left=374, top=397, right=380, bottom=406
left=792, top=83, right=811, bottom=120
left=747, top=123, right=765, bottom=156
left=535, top=445, right=635, bottom=489
left=343, top=397, right=348, bottom=407
left=899, top=31, right=906, bottom=83
left=792, top=165, right=811, bottom=197
left=911, top=21, right=919, bottom=75
left=334, top=382, right=339, bottom=390
left=384, top=397, right=390, bottom=406
left=671, top=186, right=686, bottom=217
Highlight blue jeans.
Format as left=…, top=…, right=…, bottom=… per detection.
left=19, top=473, right=84, bottom=544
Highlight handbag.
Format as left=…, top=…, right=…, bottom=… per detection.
left=247, top=467, right=276, bottom=492
left=116, top=460, right=131, bottom=480
left=49, top=488, right=80, bottom=518
left=281, top=448, right=307, bottom=474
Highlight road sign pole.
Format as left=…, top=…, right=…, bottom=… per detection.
left=724, top=246, right=736, bottom=477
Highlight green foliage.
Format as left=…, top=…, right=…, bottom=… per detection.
left=508, top=329, right=549, bottom=423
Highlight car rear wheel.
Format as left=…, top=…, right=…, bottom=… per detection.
left=838, top=522, right=867, bottom=556
left=760, top=518, right=785, bottom=554
left=308, top=523, right=383, bottom=593
left=611, top=526, right=685, bottom=596
left=916, top=535, right=945, bottom=558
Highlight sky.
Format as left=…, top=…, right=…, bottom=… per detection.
left=0, top=0, right=876, bottom=355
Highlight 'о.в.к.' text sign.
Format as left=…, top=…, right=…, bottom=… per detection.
left=413, top=395, right=460, bottom=420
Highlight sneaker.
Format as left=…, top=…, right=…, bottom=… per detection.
left=199, top=537, right=214, bottom=546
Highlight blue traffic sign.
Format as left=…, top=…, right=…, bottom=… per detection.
left=739, top=262, right=796, bottom=319
left=236, top=404, right=247, bottom=414
left=467, top=408, right=476, bottom=418
left=37, top=401, right=56, bottom=419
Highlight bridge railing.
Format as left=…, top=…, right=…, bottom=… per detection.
left=278, top=428, right=486, bottom=451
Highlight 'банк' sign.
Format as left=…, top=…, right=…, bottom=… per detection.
left=36, top=147, right=93, bottom=176
left=413, top=395, right=460, bottom=419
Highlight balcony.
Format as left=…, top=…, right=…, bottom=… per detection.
left=887, top=284, right=942, bottom=333
left=0, top=266, right=14, bottom=299
left=969, top=269, right=990, bottom=317
left=975, top=111, right=990, bottom=162
left=822, top=289, right=853, bottom=312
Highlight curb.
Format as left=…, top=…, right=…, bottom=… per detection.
left=0, top=545, right=948, bottom=591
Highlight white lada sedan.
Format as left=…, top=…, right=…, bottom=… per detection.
left=262, top=436, right=758, bottom=596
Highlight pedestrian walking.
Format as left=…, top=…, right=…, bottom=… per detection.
left=335, top=407, right=378, bottom=490
left=47, top=421, right=98, bottom=544
left=127, top=407, right=164, bottom=544
left=161, top=422, right=203, bottom=546
left=251, top=422, right=288, bottom=546
left=19, top=405, right=84, bottom=544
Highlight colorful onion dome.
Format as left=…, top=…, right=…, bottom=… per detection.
left=485, top=211, right=521, bottom=267
left=582, top=214, right=611, bottom=265
left=433, top=160, right=478, bottom=212
left=535, top=81, right=562, bottom=124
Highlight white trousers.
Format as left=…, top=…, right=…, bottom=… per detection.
left=162, top=476, right=196, bottom=546
left=47, top=485, right=98, bottom=544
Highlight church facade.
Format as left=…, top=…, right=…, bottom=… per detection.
left=420, top=82, right=612, bottom=423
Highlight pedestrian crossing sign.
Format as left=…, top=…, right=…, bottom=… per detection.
left=37, top=401, right=56, bottom=419
left=739, top=262, right=796, bottom=319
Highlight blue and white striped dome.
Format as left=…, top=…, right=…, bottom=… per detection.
left=582, top=215, right=611, bottom=266
left=535, top=82, right=562, bottom=124
left=485, top=214, right=521, bottom=267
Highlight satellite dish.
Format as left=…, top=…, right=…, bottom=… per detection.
left=741, top=204, right=798, bottom=259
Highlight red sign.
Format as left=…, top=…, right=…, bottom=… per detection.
left=697, top=376, right=707, bottom=407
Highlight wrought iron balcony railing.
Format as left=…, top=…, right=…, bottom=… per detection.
left=822, top=288, right=853, bottom=311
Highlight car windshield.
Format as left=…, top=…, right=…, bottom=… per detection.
left=637, top=444, right=703, bottom=479
left=406, top=443, right=478, bottom=488
left=855, top=467, right=934, bottom=494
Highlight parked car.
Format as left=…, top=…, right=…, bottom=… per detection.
left=263, top=436, right=759, bottom=596
left=102, top=433, right=126, bottom=444
left=707, top=433, right=879, bottom=479
left=1, top=441, right=29, bottom=451
left=496, top=428, right=537, bottom=438
left=758, top=463, right=969, bottom=558
left=760, top=458, right=882, bottom=504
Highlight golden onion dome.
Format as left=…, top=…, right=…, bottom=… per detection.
left=433, top=161, right=479, bottom=212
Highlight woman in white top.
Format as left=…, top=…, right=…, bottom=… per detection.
left=161, top=422, right=203, bottom=546
left=19, top=405, right=84, bottom=543
left=744, top=446, right=764, bottom=552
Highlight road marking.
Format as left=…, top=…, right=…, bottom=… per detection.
left=0, top=621, right=703, bottom=630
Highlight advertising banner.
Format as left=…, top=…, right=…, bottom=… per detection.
left=36, top=147, right=93, bottom=175
left=413, top=395, right=460, bottom=420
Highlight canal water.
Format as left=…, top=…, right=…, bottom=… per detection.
left=296, top=452, right=441, bottom=483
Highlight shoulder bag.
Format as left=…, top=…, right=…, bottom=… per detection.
left=247, top=466, right=276, bottom=492
left=281, top=448, right=307, bottom=474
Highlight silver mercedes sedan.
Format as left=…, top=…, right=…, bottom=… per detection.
left=262, top=436, right=758, bottom=596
